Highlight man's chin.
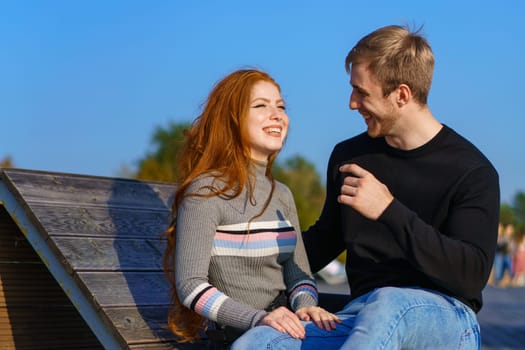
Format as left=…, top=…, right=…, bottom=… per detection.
left=366, top=128, right=381, bottom=138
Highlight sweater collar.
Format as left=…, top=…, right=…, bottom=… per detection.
left=251, top=159, right=268, bottom=176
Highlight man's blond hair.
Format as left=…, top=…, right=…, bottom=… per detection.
left=345, top=24, right=434, bottom=105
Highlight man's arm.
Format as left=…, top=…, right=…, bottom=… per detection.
left=302, top=154, right=346, bottom=273
left=338, top=163, right=500, bottom=300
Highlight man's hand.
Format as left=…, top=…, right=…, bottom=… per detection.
left=338, top=163, right=394, bottom=220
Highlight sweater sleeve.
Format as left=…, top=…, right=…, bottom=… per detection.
left=175, top=179, right=267, bottom=330
left=302, top=146, right=346, bottom=272
left=278, top=183, right=318, bottom=310
left=378, top=164, right=500, bottom=307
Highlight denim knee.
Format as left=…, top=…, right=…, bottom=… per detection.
left=338, top=287, right=480, bottom=350
left=230, top=325, right=301, bottom=350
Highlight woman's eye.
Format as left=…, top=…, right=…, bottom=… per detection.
left=278, top=105, right=286, bottom=111
left=252, top=104, right=266, bottom=108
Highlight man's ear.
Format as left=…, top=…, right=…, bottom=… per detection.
left=396, top=84, right=412, bottom=107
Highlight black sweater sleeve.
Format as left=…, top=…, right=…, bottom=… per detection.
left=302, top=147, right=346, bottom=273
left=379, top=164, right=500, bottom=308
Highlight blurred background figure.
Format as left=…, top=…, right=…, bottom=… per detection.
left=512, top=229, right=525, bottom=287
left=315, top=259, right=347, bottom=286
left=493, top=223, right=515, bottom=287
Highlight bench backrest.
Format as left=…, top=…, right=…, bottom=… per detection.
left=0, top=168, right=195, bottom=349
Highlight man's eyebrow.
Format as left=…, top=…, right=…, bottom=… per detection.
left=351, top=83, right=368, bottom=93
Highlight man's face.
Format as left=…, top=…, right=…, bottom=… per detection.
left=349, top=63, right=399, bottom=138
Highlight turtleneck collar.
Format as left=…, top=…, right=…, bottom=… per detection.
left=250, top=159, right=269, bottom=177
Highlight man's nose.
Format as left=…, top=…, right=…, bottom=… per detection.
left=349, top=91, right=359, bottom=110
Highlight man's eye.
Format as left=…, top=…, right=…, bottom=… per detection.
left=352, top=88, right=365, bottom=96
left=278, top=105, right=286, bottom=111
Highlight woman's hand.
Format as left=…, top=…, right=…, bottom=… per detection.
left=257, top=306, right=305, bottom=339
left=295, top=306, right=341, bottom=331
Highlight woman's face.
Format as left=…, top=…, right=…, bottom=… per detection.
left=246, top=80, right=289, bottom=161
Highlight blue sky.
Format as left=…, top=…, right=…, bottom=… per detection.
left=1, top=1, right=524, bottom=203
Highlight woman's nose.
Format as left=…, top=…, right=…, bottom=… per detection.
left=270, top=107, right=283, bottom=120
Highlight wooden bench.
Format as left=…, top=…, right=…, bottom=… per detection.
left=0, top=168, right=350, bottom=350
left=0, top=168, right=209, bottom=349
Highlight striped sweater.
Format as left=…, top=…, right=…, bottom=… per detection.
left=175, top=162, right=318, bottom=330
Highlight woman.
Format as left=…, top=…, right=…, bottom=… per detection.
left=163, top=69, right=339, bottom=346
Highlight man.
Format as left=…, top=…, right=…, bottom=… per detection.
left=232, top=24, right=500, bottom=349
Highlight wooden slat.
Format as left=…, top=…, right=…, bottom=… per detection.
left=104, top=306, right=174, bottom=343
left=0, top=209, right=40, bottom=263
left=129, top=343, right=201, bottom=350
left=0, top=264, right=77, bottom=307
left=52, top=236, right=166, bottom=271
left=79, top=271, right=170, bottom=307
left=0, top=330, right=102, bottom=350
left=0, top=170, right=203, bottom=348
left=2, top=169, right=175, bottom=210
left=0, top=206, right=104, bottom=349
left=29, top=204, right=170, bottom=238
left=104, top=306, right=209, bottom=349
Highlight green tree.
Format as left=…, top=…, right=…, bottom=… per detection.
left=273, top=155, right=325, bottom=231
left=0, top=156, right=14, bottom=168
left=512, top=191, right=525, bottom=227
left=500, top=191, right=525, bottom=237
left=135, top=122, right=190, bottom=181
left=500, top=203, right=515, bottom=226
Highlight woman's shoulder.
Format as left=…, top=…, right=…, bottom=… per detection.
left=273, top=180, right=295, bottom=208
left=186, top=172, right=225, bottom=194
left=274, top=179, right=292, bottom=195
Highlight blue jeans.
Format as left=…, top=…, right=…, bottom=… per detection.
left=231, top=287, right=480, bottom=349
left=493, top=253, right=513, bottom=283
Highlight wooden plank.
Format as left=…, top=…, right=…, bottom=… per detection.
left=0, top=240, right=38, bottom=263
left=0, top=328, right=103, bottom=350
left=104, top=306, right=174, bottom=343
left=2, top=169, right=175, bottom=210
left=0, top=221, right=104, bottom=349
left=29, top=204, right=170, bottom=238
left=129, top=343, right=202, bottom=350
left=0, top=264, right=79, bottom=307
left=0, top=198, right=124, bottom=349
left=105, top=306, right=209, bottom=350
left=0, top=207, right=40, bottom=263
left=1, top=171, right=188, bottom=348
left=52, top=236, right=166, bottom=271
left=78, top=271, right=170, bottom=307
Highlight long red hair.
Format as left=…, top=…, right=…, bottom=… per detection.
left=163, top=69, right=281, bottom=342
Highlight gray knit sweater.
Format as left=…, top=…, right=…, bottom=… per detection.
left=175, top=161, right=318, bottom=330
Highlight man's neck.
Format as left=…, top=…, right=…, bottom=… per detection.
left=385, top=106, right=442, bottom=150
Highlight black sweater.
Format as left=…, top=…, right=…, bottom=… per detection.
left=304, top=125, right=500, bottom=312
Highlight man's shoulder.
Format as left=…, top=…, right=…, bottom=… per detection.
left=335, top=131, right=371, bottom=146
left=332, top=131, right=382, bottom=154
left=441, top=126, right=495, bottom=168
